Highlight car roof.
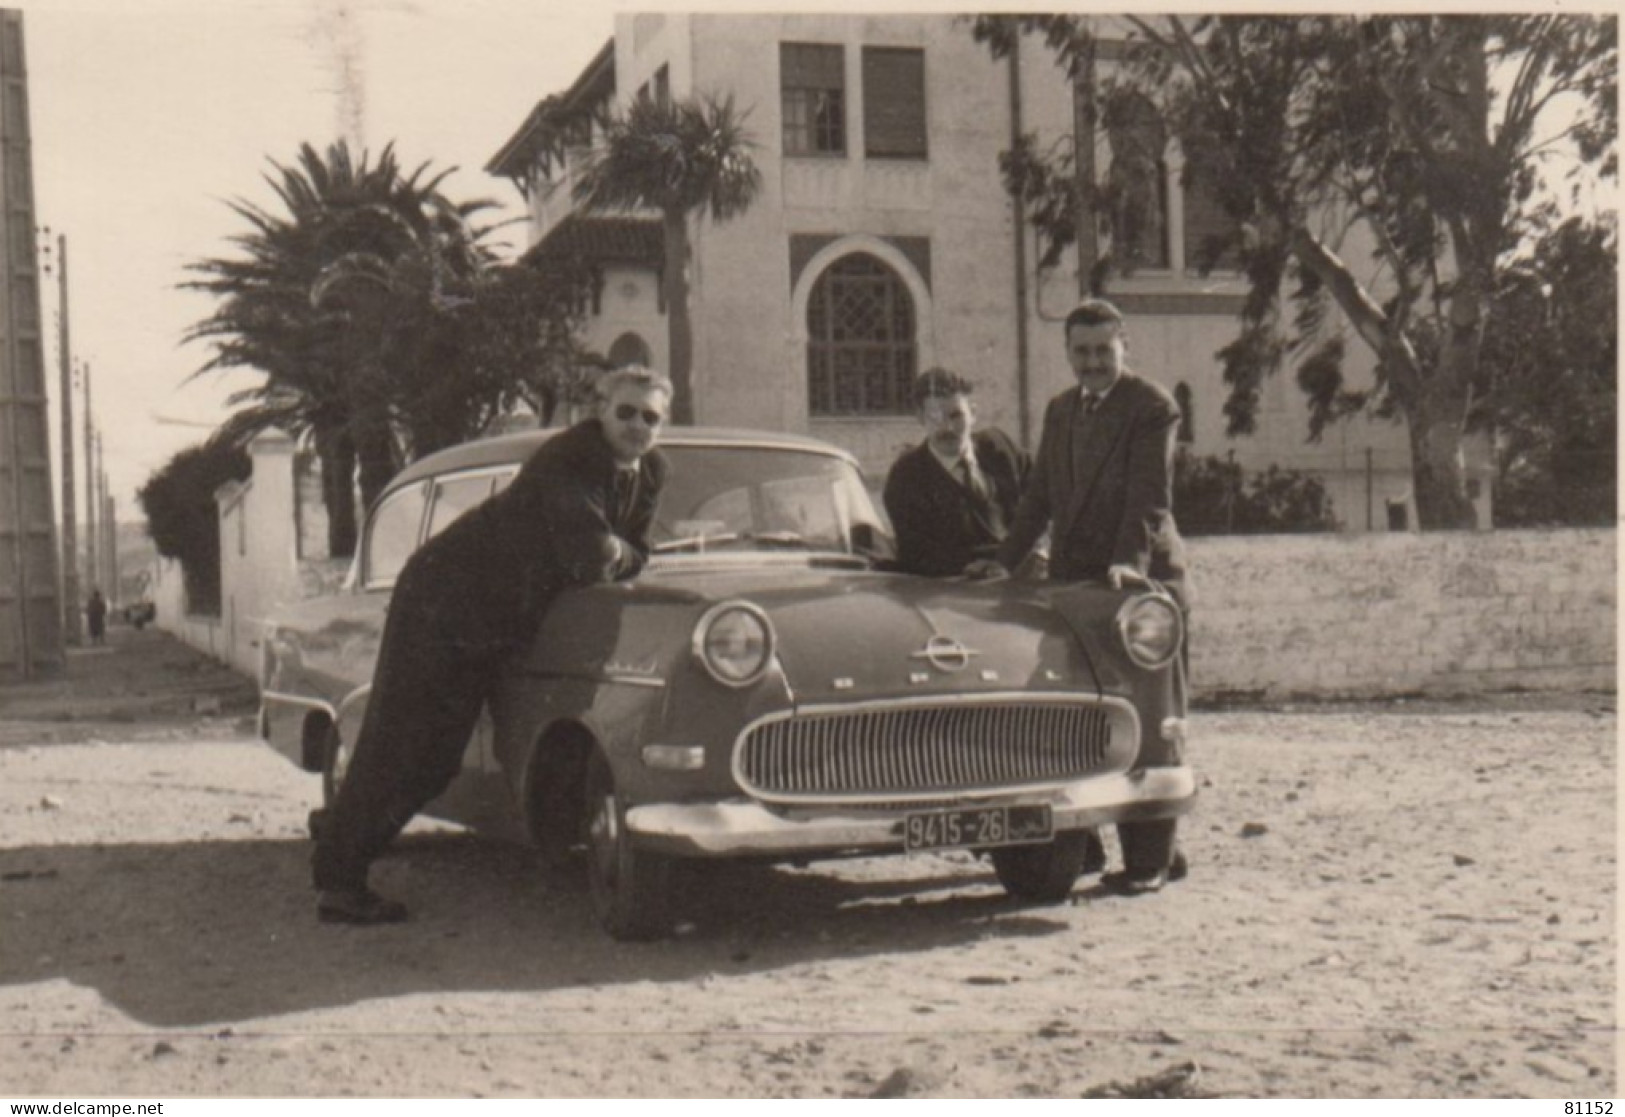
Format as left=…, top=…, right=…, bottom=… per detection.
left=386, top=425, right=860, bottom=493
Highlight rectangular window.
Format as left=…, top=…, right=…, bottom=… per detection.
left=862, top=47, right=926, bottom=160
left=1181, top=160, right=1241, bottom=273
left=781, top=42, right=845, bottom=156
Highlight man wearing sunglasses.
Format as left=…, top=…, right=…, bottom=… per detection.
left=311, top=366, right=672, bottom=924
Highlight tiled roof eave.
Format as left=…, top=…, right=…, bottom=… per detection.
left=522, top=214, right=664, bottom=267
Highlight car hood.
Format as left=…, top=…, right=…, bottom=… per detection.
left=641, top=561, right=1116, bottom=703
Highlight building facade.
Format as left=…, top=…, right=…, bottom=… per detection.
left=489, top=13, right=1492, bottom=531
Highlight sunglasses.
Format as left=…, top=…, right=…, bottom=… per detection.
left=614, top=403, right=666, bottom=426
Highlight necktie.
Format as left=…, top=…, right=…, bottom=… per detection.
left=1082, top=393, right=1103, bottom=415
left=613, top=468, right=637, bottom=524
left=958, top=458, right=990, bottom=504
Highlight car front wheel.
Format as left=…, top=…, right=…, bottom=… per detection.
left=584, top=750, right=674, bottom=941
left=990, top=832, right=1093, bottom=902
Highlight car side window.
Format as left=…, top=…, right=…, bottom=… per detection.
left=426, top=474, right=498, bottom=540
left=364, top=481, right=429, bottom=588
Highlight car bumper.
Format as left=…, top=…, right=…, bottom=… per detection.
left=626, top=767, right=1197, bottom=857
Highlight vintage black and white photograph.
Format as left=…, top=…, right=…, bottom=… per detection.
left=0, top=1, right=1615, bottom=1101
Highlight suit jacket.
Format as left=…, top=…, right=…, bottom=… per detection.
left=884, top=426, right=1029, bottom=577
left=396, top=418, right=668, bottom=649
left=998, top=373, right=1186, bottom=586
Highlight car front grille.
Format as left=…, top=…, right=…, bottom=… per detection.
left=734, top=698, right=1134, bottom=804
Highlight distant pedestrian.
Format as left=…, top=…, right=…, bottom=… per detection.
left=86, top=589, right=107, bottom=645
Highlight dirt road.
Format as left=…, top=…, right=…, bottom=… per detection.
left=0, top=628, right=1614, bottom=1097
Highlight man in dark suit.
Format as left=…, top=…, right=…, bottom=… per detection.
left=973, top=298, right=1190, bottom=896
left=883, top=368, right=1030, bottom=577
left=311, top=366, right=672, bottom=924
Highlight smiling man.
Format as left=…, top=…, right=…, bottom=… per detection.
left=973, top=298, right=1191, bottom=896
left=310, top=366, right=672, bottom=924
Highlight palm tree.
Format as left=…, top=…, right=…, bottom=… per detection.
left=572, top=93, right=762, bottom=424
left=185, top=141, right=500, bottom=555
left=307, top=183, right=510, bottom=478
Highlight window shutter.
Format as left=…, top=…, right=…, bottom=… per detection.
left=862, top=47, right=926, bottom=159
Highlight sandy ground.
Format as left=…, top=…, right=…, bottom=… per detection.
left=0, top=626, right=1615, bottom=1098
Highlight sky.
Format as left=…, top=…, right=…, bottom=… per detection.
left=21, top=0, right=615, bottom=518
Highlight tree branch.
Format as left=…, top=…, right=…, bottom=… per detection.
left=1364, top=211, right=1420, bottom=327
left=1164, top=15, right=1221, bottom=99
left=1289, top=224, right=1422, bottom=393
left=1500, top=20, right=1552, bottom=138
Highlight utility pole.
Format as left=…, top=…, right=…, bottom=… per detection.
left=1071, top=27, right=1099, bottom=297
left=82, top=359, right=95, bottom=594
left=91, top=427, right=102, bottom=593
left=1365, top=447, right=1374, bottom=533
left=104, top=493, right=117, bottom=605
left=97, top=434, right=113, bottom=600
left=43, top=232, right=78, bottom=642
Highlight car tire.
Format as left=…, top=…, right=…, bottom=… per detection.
left=990, top=832, right=1090, bottom=903
left=583, top=749, right=674, bottom=941
left=531, top=737, right=589, bottom=872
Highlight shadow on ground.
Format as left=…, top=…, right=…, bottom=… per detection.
left=0, top=831, right=1077, bottom=1028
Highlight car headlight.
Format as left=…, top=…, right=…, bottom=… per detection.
left=692, top=601, right=775, bottom=687
left=1116, top=593, right=1182, bottom=670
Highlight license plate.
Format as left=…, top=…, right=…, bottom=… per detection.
left=903, top=804, right=1054, bottom=852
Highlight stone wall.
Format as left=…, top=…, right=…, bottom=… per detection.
left=1186, top=528, right=1616, bottom=700
left=155, top=433, right=347, bottom=675
left=147, top=556, right=224, bottom=661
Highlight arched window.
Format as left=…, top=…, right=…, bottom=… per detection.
left=607, top=332, right=652, bottom=369
left=1173, top=382, right=1195, bottom=444
left=806, top=253, right=917, bottom=416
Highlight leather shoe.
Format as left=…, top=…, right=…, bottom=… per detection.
left=1169, top=848, right=1189, bottom=882
left=1100, top=867, right=1169, bottom=896
left=318, top=887, right=408, bottom=925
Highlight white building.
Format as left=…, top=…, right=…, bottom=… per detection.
left=488, top=13, right=1492, bottom=531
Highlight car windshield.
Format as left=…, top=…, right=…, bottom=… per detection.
left=358, top=440, right=897, bottom=590
left=652, top=445, right=893, bottom=562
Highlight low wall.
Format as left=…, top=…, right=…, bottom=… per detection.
left=147, top=556, right=226, bottom=663
left=1186, top=527, right=1616, bottom=700
left=151, top=524, right=1615, bottom=701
